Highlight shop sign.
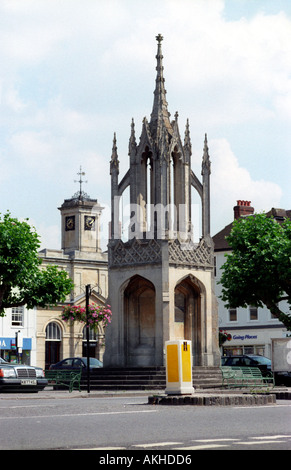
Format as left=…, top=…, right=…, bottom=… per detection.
left=0, top=338, right=9, bottom=349
left=232, top=334, right=258, bottom=341
left=0, top=338, right=32, bottom=350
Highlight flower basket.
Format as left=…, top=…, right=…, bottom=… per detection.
left=219, top=329, right=231, bottom=347
left=61, top=303, right=112, bottom=332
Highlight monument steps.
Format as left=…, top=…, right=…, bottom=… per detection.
left=80, top=366, right=223, bottom=391
left=192, top=366, right=223, bottom=389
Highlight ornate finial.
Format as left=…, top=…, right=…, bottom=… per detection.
left=203, top=133, right=208, bottom=153
left=150, top=34, right=172, bottom=137
left=110, top=132, right=119, bottom=175
left=112, top=132, right=117, bottom=150
left=202, top=133, right=211, bottom=175
left=184, top=118, right=192, bottom=152
left=73, top=166, right=89, bottom=200
left=129, top=118, right=137, bottom=154
left=156, top=33, right=163, bottom=44
left=130, top=118, right=135, bottom=136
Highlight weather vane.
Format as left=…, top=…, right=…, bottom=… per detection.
left=73, top=166, right=89, bottom=200
left=156, top=33, right=163, bottom=44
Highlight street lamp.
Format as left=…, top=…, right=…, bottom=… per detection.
left=85, top=283, right=102, bottom=394
left=85, top=284, right=91, bottom=393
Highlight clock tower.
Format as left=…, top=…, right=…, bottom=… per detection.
left=59, top=167, right=104, bottom=253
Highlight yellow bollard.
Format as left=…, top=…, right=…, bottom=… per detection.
left=165, top=340, right=195, bottom=395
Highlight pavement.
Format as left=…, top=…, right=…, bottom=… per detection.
left=0, top=386, right=163, bottom=400
left=0, top=386, right=290, bottom=405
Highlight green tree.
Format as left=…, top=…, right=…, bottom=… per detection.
left=219, top=213, right=291, bottom=330
left=0, top=212, right=74, bottom=315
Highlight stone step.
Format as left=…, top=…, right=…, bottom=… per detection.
left=80, top=366, right=223, bottom=391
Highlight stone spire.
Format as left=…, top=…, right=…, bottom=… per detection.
left=201, top=133, right=211, bottom=237
left=128, top=118, right=137, bottom=155
left=110, top=132, right=119, bottom=175
left=202, top=133, right=211, bottom=175
left=184, top=119, right=192, bottom=153
left=149, top=34, right=172, bottom=139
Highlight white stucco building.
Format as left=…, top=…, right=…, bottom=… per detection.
left=0, top=305, right=37, bottom=365
left=213, top=201, right=290, bottom=359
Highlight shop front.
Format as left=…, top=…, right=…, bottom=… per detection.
left=0, top=337, right=32, bottom=364
left=221, top=327, right=287, bottom=359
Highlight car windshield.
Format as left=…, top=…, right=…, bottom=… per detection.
left=0, top=357, right=8, bottom=364
left=250, top=356, right=271, bottom=365
left=82, top=358, right=102, bottom=367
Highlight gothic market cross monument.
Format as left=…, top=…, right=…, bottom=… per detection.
left=103, top=35, right=220, bottom=369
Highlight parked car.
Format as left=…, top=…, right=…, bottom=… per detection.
left=0, top=357, right=47, bottom=392
left=221, top=354, right=291, bottom=385
left=221, top=354, right=272, bottom=376
left=274, top=370, right=291, bottom=386
left=49, top=357, right=103, bottom=374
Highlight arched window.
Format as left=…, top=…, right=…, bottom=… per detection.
left=46, top=322, right=62, bottom=341
left=45, top=322, right=62, bottom=369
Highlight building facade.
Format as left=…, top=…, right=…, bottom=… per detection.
left=35, top=182, right=108, bottom=370
left=213, top=200, right=290, bottom=359
left=0, top=305, right=36, bottom=365
left=0, top=172, right=109, bottom=370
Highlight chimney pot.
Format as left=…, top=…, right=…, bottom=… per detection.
left=234, top=200, right=254, bottom=219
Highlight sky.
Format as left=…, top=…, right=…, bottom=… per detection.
left=0, top=0, right=290, bottom=250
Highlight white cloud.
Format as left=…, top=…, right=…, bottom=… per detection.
left=10, top=130, right=53, bottom=167
left=36, top=223, right=60, bottom=251
left=209, top=138, right=283, bottom=233
left=0, top=0, right=290, bottom=249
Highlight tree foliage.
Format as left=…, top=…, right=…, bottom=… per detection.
left=0, top=212, right=74, bottom=315
left=219, top=213, right=291, bottom=330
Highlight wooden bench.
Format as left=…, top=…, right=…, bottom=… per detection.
left=45, top=369, right=82, bottom=393
left=220, top=366, right=274, bottom=390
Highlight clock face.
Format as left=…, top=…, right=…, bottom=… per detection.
left=85, top=215, right=95, bottom=230
left=65, top=216, right=75, bottom=231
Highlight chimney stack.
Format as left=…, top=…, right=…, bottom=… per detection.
left=234, top=200, right=254, bottom=220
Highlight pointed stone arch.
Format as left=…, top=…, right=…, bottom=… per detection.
left=171, top=145, right=183, bottom=233
left=140, top=146, right=153, bottom=233
left=123, top=275, right=156, bottom=366
left=174, top=274, right=206, bottom=366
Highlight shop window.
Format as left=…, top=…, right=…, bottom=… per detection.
left=223, top=346, right=243, bottom=356
left=11, top=306, right=24, bottom=327
left=255, top=346, right=265, bottom=356
left=223, top=345, right=265, bottom=356
left=244, top=346, right=254, bottom=354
